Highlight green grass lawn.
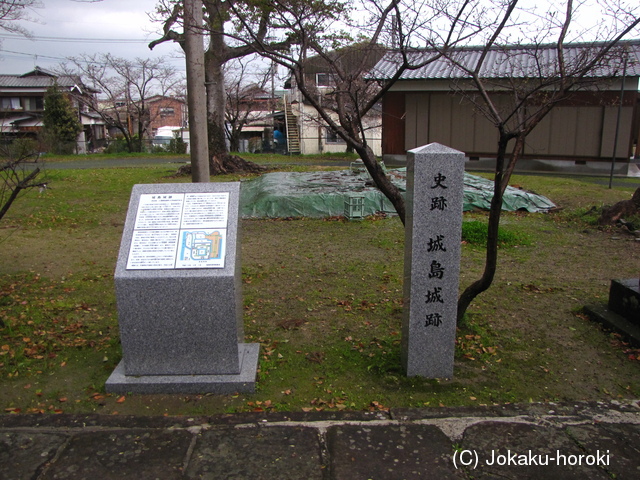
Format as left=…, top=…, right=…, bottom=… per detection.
left=1, top=160, right=639, bottom=415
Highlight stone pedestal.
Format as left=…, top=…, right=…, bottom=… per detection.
left=105, top=182, right=258, bottom=394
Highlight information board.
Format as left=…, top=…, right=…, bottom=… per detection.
left=126, top=192, right=229, bottom=270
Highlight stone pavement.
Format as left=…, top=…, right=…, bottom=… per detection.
left=1, top=401, right=639, bottom=479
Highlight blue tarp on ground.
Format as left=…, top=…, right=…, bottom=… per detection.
left=240, top=169, right=555, bottom=219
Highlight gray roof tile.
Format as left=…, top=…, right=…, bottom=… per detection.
left=0, top=68, right=87, bottom=89
left=369, top=41, right=640, bottom=80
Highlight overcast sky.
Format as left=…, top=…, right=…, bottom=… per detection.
left=0, top=0, right=184, bottom=74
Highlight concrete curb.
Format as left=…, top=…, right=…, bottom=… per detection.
left=2, top=401, right=639, bottom=479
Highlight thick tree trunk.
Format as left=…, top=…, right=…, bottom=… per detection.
left=204, top=28, right=264, bottom=175
left=456, top=134, right=525, bottom=322
left=177, top=154, right=266, bottom=176
left=204, top=47, right=228, bottom=159
left=210, top=154, right=266, bottom=174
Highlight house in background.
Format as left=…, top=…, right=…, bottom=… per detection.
left=0, top=67, right=105, bottom=152
left=282, top=47, right=387, bottom=156
left=98, top=95, right=187, bottom=142
left=372, top=41, right=640, bottom=174
left=225, top=83, right=281, bottom=153
left=146, top=95, right=187, bottom=135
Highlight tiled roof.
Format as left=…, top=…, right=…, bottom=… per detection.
left=369, top=41, right=640, bottom=80
left=0, top=67, right=86, bottom=89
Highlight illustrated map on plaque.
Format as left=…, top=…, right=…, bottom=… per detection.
left=126, top=192, right=229, bottom=270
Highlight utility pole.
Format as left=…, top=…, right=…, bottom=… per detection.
left=184, top=0, right=210, bottom=182
left=609, top=49, right=629, bottom=189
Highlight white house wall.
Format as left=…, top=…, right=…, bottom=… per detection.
left=295, top=102, right=382, bottom=156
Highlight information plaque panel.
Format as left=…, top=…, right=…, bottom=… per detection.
left=126, top=192, right=229, bottom=270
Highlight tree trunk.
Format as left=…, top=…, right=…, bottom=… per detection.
left=204, top=47, right=228, bottom=159
left=136, top=118, right=144, bottom=152
left=356, top=144, right=406, bottom=224
left=204, top=28, right=264, bottom=175
left=456, top=134, right=524, bottom=322
left=210, top=154, right=266, bottom=174
left=228, top=130, right=241, bottom=153
left=124, top=134, right=134, bottom=153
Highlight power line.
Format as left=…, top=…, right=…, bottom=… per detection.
left=0, top=49, right=66, bottom=62
left=0, top=48, right=187, bottom=71
left=0, top=33, right=151, bottom=44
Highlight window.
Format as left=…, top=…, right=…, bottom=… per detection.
left=159, top=107, right=175, bottom=117
left=316, top=73, right=336, bottom=87
left=326, top=127, right=345, bottom=144
left=1, top=97, right=22, bottom=110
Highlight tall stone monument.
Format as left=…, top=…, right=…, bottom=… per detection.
left=106, top=182, right=259, bottom=394
left=402, top=144, right=465, bottom=378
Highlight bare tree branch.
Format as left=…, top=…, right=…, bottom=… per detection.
left=0, top=143, right=45, bottom=222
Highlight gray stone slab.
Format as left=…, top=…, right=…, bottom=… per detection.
left=114, top=183, right=244, bottom=376
left=609, top=278, right=640, bottom=324
left=461, top=421, right=611, bottom=479
left=565, top=423, right=640, bottom=479
left=327, top=424, right=464, bottom=479
left=584, top=303, right=640, bottom=346
left=41, top=429, right=192, bottom=479
left=0, top=432, right=68, bottom=480
left=185, top=426, right=323, bottom=479
left=402, top=143, right=465, bottom=378
left=105, top=343, right=259, bottom=394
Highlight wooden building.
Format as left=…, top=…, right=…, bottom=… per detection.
left=371, top=42, right=640, bottom=172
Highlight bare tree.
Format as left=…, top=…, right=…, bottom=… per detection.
left=149, top=0, right=303, bottom=174
left=230, top=0, right=639, bottom=321
left=0, top=0, right=41, bottom=37
left=224, top=58, right=275, bottom=153
left=427, top=0, right=640, bottom=321
left=62, top=54, right=183, bottom=153
left=0, top=0, right=44, bottom=222
left=227, top=0, right=489, bottom=223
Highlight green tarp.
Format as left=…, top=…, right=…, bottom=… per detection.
left=240, top=169, right=555, bottom=219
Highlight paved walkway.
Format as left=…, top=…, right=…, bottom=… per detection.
left=1, top=401, right=639, bottom=479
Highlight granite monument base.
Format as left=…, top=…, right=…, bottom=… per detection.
left=114, top=273, right=244, bottom=376
left=105, top=343, right=259, bottom=394
left=107, top=182, right=258, bottom=394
